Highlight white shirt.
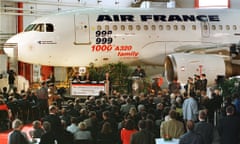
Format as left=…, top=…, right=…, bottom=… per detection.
left=66, top=123, right=79, bottom=134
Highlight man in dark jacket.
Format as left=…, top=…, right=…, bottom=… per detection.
left=7, top=69, right=16, bottom=93
left=194, top=110, right=214, bottom=144
left=42, top=105, right=64, bottom=144
left=8, top=119, right=29, bottom=144
left=179, top=120, right=203, bottom=144
left=218, top=105, right=240, bottom=144
left=130, top=120, right=155, bottom=144
left=39, top=121, right=56, bottom=144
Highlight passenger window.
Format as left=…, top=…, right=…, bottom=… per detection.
left=105, top=25, right=109, bottom=31
left=97, top=25, right=102, bottom=31
left=136, top=25, right=141, bottom=31
left=151, top=25, right=156, bottom=30
left=144, top=25, right=148, bottom=31
left=218, top=25, right=223, bottom=30
left=226, top=25, right=230, bottom=30
left=113, top=25, right=117, bottom=31
left=166, top=25, right=171, bottom=30
left=46, top=23, right=54, bottom=32
left=159, top=25, right=163, bottom=30
left=173, top=25, right=178, bottom=30
left=192, top=25, right=196, bottom=30
left=233, top=25, right=237, bottom=30
left=203, top=24, right=208, bottom=30
left=128, top=25, right=133, bottom=31
left=211, top=25, right=216, bottom=30
left=181, top=25, right=185, bottom=30
left=121, top=25, right=125, bottom=31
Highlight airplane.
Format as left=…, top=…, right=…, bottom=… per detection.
left=3, top=7, right=240, bottom=86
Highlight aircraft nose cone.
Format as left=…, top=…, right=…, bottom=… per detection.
left=3, top=35, right=19, bottom=57
left=4, top=33, right=28, bottom=58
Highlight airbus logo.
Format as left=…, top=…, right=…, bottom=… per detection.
left=97, top=14, right=220, bottom=22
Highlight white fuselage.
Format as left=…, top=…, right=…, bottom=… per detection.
left=4, top=8, right=240, bottom=67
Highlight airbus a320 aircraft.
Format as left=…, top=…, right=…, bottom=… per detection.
left=4, top=8, right=240, bottom=85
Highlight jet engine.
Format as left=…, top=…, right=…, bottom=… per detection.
left=164, top=53, right=240, bottom=86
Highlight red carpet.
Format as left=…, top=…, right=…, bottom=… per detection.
left=0, top=124, right=33, bottom=144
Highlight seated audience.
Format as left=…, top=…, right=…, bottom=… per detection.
left=74, top=122, right=92, bottom=141
left=39, top=121, right=56, bottom=144
left=67, top=117, right=79, bottom=134
left=29, top=120, right=44, bottom=138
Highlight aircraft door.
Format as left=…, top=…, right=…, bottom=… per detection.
left=74, top=14, right=90, bottom=45
left=201, top=21, right=210, bottom=38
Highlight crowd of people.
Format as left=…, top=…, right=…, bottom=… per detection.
left=1, top=72, right=240, bottom=144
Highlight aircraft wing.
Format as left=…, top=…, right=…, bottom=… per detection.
left=174, top=43, right=231, bottom=55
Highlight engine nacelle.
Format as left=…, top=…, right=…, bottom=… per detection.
left=164, top=53, right=240, bottom=86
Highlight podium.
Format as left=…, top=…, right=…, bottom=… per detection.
left=131, top=76, right=144, bottom=96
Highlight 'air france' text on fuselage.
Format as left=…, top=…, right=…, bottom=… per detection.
left=96, top=14, right=220, bottom=22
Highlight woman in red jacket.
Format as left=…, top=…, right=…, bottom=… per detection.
left=121, top=119, right=138, bottom=144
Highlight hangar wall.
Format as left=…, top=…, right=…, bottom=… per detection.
left=231, top=0, right=240, bottom=8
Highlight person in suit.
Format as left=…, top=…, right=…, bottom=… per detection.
left=160, top=110, right=185, bottom=138
left=218, top=105, right=240, bottom=144
left=179, top=120, right=203, bottom=144
left=42, top=105, right=64, bottom=144
left=120, top=97, right=136, bottom=115
left=99, top=110, right=118, bottom=134
left=71, top=72, right=81, bottom=83
left=194, top=110, right=214, bottom=144
left=8, top=119, right=29, bottom=144
left=97, top=122, right=116, bottom=144
left=130, top=120, right=155, bottom=144
left=80, top=72, right=92, bottom=83
left=29, top=120, right=45, bottom=138
left=194, top=75, right=202, bottom=92
left=39, top=121, right=56, bottom=144
left=132, top=65, right=146, bottom=78
left=74, top=122, right=92, bottom=141
left=36, top=81, right=49, bottom=118
left=200, top=73, right=207, bottom=92
left=7, top=69, right=16, bottom=94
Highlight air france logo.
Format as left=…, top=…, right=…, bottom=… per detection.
left=97, top=14, right=220, bottom=22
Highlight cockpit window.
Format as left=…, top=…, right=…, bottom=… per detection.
left=34, top=24, right=44, bottom=32
left=24, top=23, right=54, bottom=32
left=46, top=23, right=54, bottom=32
left=24, top=24, right=36, bottom=32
